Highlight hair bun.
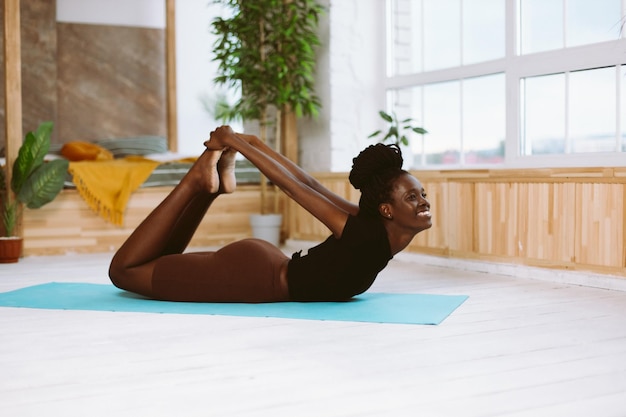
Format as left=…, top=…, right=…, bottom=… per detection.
left=349, top=143, right=403, bottom=190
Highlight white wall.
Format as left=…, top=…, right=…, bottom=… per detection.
left=174, top=1, right=235, bottom=156
left=299, top=0, right=386, bottom=172
left=326, top=0, right=386, bottom=172
left=57, top=0, right=165, bottom=28
left=297, top=0, right=332, bottom=172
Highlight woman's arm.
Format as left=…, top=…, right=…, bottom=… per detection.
left=236, top=133, right=359, bottom=216
left=209, top=126, right=351, bottom=238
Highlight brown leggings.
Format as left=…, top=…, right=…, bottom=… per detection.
left=151, top=239, right=290, bottom=302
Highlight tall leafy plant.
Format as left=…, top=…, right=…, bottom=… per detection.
left=1, top=122, right=68, bottom=237
left=211, top=0, right=323, bottom=213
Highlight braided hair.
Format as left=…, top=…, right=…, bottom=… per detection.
left=349, top=143, right=406, bottom=217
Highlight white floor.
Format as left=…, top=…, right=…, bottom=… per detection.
left=1, top=245, right=625, bottom=417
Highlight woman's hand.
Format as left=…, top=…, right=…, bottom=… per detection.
left=204, top=125, right=235, bottom=150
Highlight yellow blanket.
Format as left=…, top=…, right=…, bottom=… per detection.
left=69, top=158, right=161, bottom=226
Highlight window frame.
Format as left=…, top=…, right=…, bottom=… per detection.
left=384, top=0, right=626, bottom=169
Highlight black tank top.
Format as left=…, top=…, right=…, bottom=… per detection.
left=286, top=214, right=392, bottom=301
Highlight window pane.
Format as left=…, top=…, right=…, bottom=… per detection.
left=387, top=87, right=425, bottom=167
left=519, top=0, right=563, bottom=54
left=463, top=0, right=505, bottom=64
left=622, top=65, right=626, bottom=151
left=567, top=0, right=621, bottom=47
left=521, top=73, right=566, bottom=155
left=423, top=0, right=460, bottom=71
left=463, top=74, right=505, bottom=164
left=569, top=67, right=616, bottom=153
left=423, top=81, right=461, bottom=164
left=387, top=0, right=422, bottom=76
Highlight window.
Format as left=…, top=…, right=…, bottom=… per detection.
left=520, top=0, right=621, bottom=52
left=622, top=65, right=626, bottom=151
left=385, top=0, right=626, bottom=168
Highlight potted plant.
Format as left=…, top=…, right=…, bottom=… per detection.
left=0, top=121, right=69, bottom=262
left=368, top=110, right=427, bottom=147
left=211, top=0, right=323, bottom=245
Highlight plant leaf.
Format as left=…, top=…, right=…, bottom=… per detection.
left=17, top=159, right=68, bottom=209
left=11, top=132, right=36, bottom=196
left=412, top=127, right=428, bottom=134
left=33, top=121, right=53, bottom=156
left=11, top=122, right=53, bottom=195
left=368, top=130, right=382, bottom=138
left=2, top=201, right=17, bottom=236
left=379, top=111, right=393, bottom=123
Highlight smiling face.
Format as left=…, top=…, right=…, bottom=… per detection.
left=379, top=173, right=432, bottom=233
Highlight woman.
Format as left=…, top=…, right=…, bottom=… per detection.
left=109, top=125, right=431, bottom=302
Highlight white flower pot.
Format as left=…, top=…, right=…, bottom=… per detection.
left=249, top=214, right=283, bottom=246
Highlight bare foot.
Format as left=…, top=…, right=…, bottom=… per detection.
left=203, top=138, right=223, bottom=150
left=217, top=147, right=237, bottom=194
left=188, top=149, right=222, bottom=194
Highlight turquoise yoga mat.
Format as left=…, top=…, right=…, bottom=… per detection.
left=0, top=282, right=468, bottom=325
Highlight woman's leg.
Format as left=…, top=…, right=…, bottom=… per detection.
left=109, top=148, right=230, bottom=296
left=109, top=146, right=290, bottom=303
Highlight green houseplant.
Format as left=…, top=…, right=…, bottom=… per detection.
left=211, top=0, right=323, bottom=244
left=368, top=110, right=427, bottom=147
left=0, top=121, right=69, bottom=262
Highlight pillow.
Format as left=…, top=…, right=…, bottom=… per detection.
left=61, top=141, right=114, bottom=161
left=96, top=136, right=168, bottom=158
left=47, top=143, right=64, bottom=155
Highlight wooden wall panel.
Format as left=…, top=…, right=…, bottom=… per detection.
left=574, top=183, right=624, bottom=268
left=445, top=181, right=474, bottom=253
left=22, top=186, right=264, bottom=256
left=475, top=182, right=519, bottom=257
left=22, top=167, right=626, bottom=279
left=521, top=182, right=576, bottom=263
left=288, top=168, right=626, bottom=278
